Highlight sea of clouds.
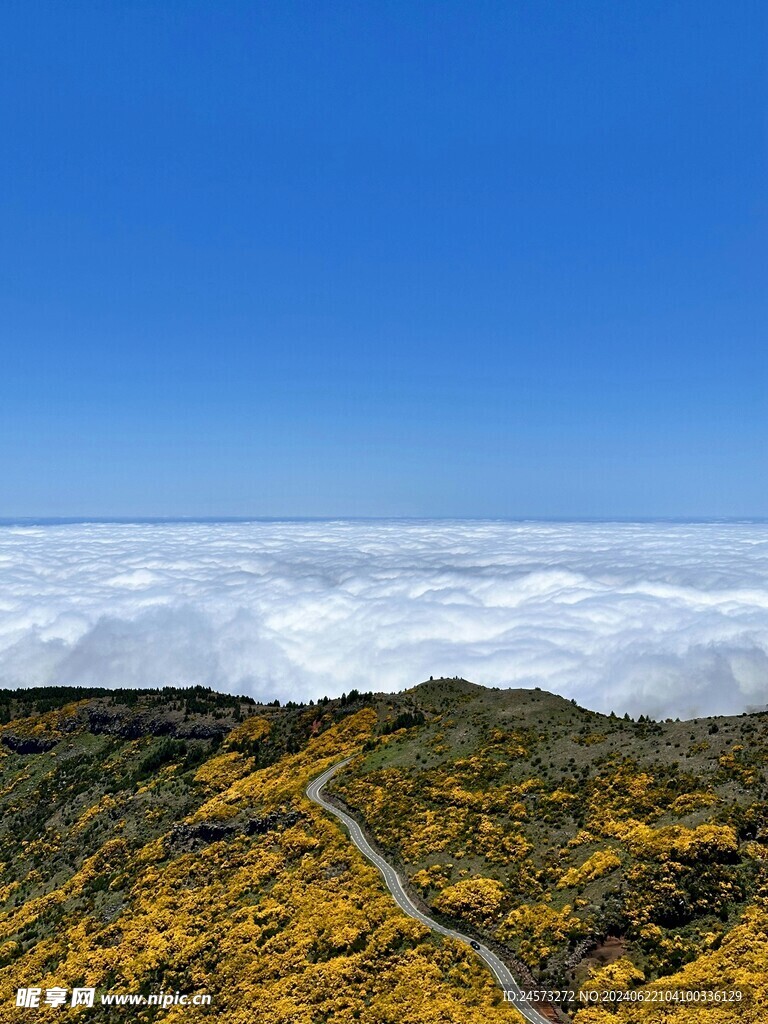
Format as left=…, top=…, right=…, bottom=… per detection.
left=1, top=519, right=767, bottom=719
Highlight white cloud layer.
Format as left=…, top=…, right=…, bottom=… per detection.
left=1, top=520, right=768, bottom=719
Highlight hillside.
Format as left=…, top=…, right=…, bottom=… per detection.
left=0, top=685, right=513, bottom=1023
left=0, top=679, right=766, bottom=1022
left=331, top=678, right=768, bottom=1021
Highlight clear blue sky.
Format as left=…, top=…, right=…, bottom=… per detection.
left=1, top=1, right=765, bottom=518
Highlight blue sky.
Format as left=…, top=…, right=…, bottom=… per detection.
left=1, top=1, right=765, bottom=518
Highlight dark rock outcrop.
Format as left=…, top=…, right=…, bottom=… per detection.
left=245, top=808, right=302, bottom=835
left=1, top=733, right=59, bottom=754
left=81, top=706, right=228, bottom=742
left=168, top=808, right=303, bottom=851
left=169, top=821, right=238, bottom=848
left=175, top=721, right=229, bottom=740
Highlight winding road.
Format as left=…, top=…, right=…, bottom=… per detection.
left=307, top=758, right=554, bottom=1024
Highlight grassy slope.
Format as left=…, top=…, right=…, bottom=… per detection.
left=332, top=678, right=768, bottom=1022
left=3, top=678, right=768, bottom=1022
left=0, top=687, right=521, bottom=1024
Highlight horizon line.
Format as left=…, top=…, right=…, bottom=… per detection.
left=2, top=515, right=768, bottom=527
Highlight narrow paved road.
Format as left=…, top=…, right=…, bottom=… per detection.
left=307, top=758, right=553, bottom=1024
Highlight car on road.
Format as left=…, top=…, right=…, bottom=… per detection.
left=470, top=941, right=480, bottom=950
